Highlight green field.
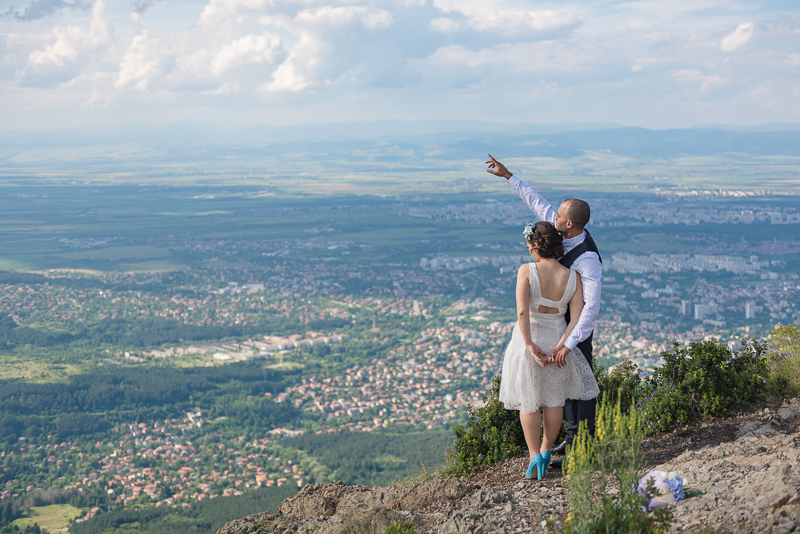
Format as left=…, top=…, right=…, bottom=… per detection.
left=12, top=504, right=84, bottom=532
left=0, top=357, right=82, bottom=382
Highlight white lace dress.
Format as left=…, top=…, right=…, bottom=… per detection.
left=499, top=263, right=600, bottom=412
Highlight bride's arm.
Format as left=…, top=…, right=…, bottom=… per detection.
left=516, top=264, right=547, bottom=366
left=555, top=273, right=584, bottom=352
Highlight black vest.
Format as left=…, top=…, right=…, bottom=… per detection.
left=559, top=230, right=601, bottom=363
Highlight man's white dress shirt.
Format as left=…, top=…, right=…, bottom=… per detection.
left=508, top=175, right=603, bottom=352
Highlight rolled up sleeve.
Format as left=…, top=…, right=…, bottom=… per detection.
left=564, top=252, right=602, bottom=350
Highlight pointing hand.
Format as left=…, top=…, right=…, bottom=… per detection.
left=486, top=154, right=512, bottom=179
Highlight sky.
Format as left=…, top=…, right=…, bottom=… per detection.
left=1, top=0, right=799, bottom=131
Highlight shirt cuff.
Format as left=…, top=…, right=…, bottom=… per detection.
left=564, top=337, right=578, bottom=351
left=507, top=174, right=519, bottom=186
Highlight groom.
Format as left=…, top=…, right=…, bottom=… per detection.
left=486, top=154, right=602, bottom=464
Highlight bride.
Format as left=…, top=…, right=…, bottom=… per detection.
left=499, top=221, right=600, bottom=479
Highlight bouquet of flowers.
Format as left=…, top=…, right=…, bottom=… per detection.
left=636, top=470, right=685, bottom=510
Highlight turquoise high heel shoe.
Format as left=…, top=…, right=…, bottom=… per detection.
left=525, top=453, right=542, bottom=479
left=537, top=450, right=551, bottom=480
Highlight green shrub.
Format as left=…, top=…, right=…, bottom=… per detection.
left=637, top=339, right=769, bottom=435
left=555, top=398, right=673, bottom=534
left=441, top=375, right=525, bottom=477
left=442, top=338, right=775, bottom=478
left=767, top=325, right=800, bottom=398
left=595, top=360, right=641, bottom=412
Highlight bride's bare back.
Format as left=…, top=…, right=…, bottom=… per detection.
left=533, top=260, right=573, bottom=314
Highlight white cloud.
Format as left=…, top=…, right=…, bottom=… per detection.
left=115, top=31, right=163, bottom=91
left=429, top=17, right=461, bottom=35
left=258, top=33, right=321, bottom=93
left=672, top=69, right=728, bottom=93
left=203, top=81, right=241, bottom=94
left=720, top=22, right=754, bottom=52
left=430, top=1, right=581, bottom=38
left=260, top=59, right=310, bottom=93
left=199, top=0, right=270, bottom=27
left=17, top=0, right=113, bottom=87
left=210, top=33, right=283, bottom=76
left=295, top=6, right=394, bottom=29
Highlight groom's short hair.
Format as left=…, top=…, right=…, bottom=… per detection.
left=564, top=199, right=590, bottom=229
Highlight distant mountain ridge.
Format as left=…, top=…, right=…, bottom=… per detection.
left=2, top=121, right=800, bottom=170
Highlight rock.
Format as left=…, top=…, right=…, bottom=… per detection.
left=737, top=421, right=760, bottom=439
left=466, top=488, right=510, bottom=510
left=333, top=505, right=420, bottom=534
left=216, top=512, right=308, bottom=534
left=753, top=465, right=800, bottom=511
left=278, top=481, right=354, bottom=518
left=737, top=421, right=778, bottom=440
left=439, top=513, right=471, bottom=534
left=392, top=479, right=472, bottom=512
left=777, top=407, right=796, bottom=425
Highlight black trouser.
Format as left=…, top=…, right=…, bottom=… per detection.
left=563, top=335, right=597, bottom=444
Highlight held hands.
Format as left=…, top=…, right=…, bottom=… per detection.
left=548, top=345, right=571, bottom=368
left=526, top=343, right=548, bottom=367
left=486, top=154, right=512, bottom=179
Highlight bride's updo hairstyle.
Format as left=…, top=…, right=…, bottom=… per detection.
left=526, top=221, right=564, bottom=259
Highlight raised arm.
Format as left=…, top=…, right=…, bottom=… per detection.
left=516, top=264, right=547, bottom=367
left=486, top=154, right=557, bottom=225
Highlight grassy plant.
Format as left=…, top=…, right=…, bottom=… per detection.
left=338, top=508, right=414, bottom=534
left=394, top=463, right=437, bottom=486
left=441, top=375, right=525, bottom=477
left=556, top=399, right=673, bottom=534
left=767, top=325, right=800, bottom=398
left=384, top=521, right=416, bottom=534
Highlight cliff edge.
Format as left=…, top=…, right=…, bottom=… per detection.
left=218, top=399, right=800, bottom=534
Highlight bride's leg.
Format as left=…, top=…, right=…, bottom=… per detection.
left=541, top=406, right=564, bottom=453
left=520, top=410, right=542, bottom=459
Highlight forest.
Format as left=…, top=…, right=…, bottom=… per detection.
left=66, top=485, right=296, bottom=534
left=0, top=362, right=296, bottom=446
left=0, top=311, right=307, bottom=350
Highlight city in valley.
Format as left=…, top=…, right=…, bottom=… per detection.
left=0, top=176, right=798, bottom=531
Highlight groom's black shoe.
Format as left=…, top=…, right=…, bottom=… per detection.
left=550, top=439, right=569, bottom=455
left=549, top=455, right=567, bottom=470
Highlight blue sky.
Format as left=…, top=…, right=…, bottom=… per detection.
left=1, top=0, right=799, bottom=130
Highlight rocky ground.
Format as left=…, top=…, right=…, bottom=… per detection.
left=217, top=399, right=800, bottom=534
